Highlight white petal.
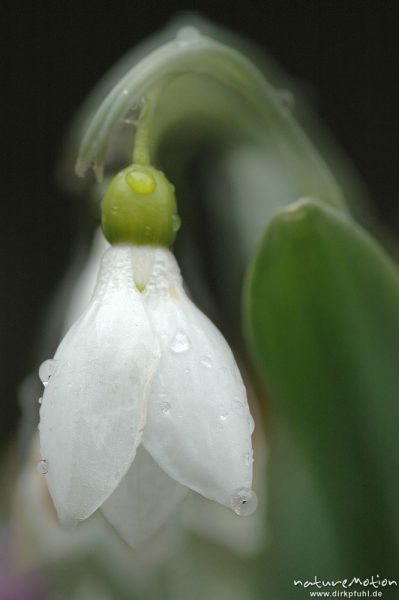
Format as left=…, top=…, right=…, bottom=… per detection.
left=101, top=445, right=187, bottom=549
left=12, top=435, right=101, bottom=569
left=141, top=249, right=255, bottom=509
left=39, top=246, right=160, bottom=525
left=63, top=227, right=110, bottom=333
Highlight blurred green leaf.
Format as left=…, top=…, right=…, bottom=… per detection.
left=245, top=199, right=399, bottom=582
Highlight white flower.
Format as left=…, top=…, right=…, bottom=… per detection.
left=38, top=243, right=256, bottom=549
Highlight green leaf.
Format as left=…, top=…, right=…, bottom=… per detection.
left=245, top=199, right=399, bottom=578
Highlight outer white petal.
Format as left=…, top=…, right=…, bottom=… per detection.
left=141, top=249, right=255, bottom=509
left=101, top=445, right=188, bottom=549
left=63, top=227, right=110, bottom=333
left=39, top=246, right=160, bottom=525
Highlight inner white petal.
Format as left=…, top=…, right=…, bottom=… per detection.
left=101, top=445, right=188, bottom=549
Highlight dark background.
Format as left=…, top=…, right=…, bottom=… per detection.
left=1, top=1, right=399, bottom=447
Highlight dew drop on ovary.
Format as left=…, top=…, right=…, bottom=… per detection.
left=172, top=214, right=181, bottom=233
left=230, top=487, right=258, bottom=516
left=170, top=331, right=191, bottom=353
left=39, top=359, right=56, bottom=386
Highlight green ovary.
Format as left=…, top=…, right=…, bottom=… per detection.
left=102, top=164, right=180, bottom=247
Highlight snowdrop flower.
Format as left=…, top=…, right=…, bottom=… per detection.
left=38, top=159, right=256, bottom=549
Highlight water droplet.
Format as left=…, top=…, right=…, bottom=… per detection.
left=126, top=170, right=156, bottom=195
left=220, top=414, right=228, bottom=421
left=172, top=214, right=181, bottom=233
left=230, top=488, right=258, bottom=516
left=244, top=452, right=254, bottom=466
left=248, top=414, right=255, bottom=433
left=37, top=460, right=48, bottom=475
left=121, top=102, right=140, bottom=125
left=170, top=330, right=191, bottom=353
left=39, top=359, right=56, bottom=386
left=38, top=397, right=42, bottom=405
left=177, top=26, right=201, bottom=43
left=160, top=401, right=171, bottom=414
left=200, top=356, right=213, bottom=369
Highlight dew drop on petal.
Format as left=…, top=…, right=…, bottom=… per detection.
left=170, top=330, right=191, bottom=353
left=200, top=356, right=213, bottom=369
left=38, top=359, right=56, bottom=386
left=244, top=451, right=254, bottom=466
left=38, top=397, right=42, bottom=405
left=160, top=401, right=171, bottom=414
left=37, top=460, right=48, bottom=475
left=248, top=414, right=255, bottom=434
left=230, top=488, right=258, bottom=516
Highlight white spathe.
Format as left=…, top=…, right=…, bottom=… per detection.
left=39, top=244, right=256, bottom=547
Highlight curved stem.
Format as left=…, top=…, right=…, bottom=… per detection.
left=75, top=31, right=345, bottom=212
left=132, top=98, right=153, bottom=166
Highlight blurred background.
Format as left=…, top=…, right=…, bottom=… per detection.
left=3, top=0, right=399, bottom=468
left=1, top=1, right=399, bottom=599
